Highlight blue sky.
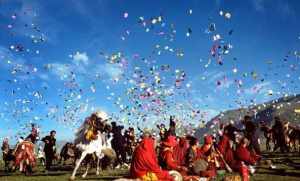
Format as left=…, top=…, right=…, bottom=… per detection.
left=0, top=0, right=299, bottom=142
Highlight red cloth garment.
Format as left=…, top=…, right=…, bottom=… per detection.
left=130, top=137, right=174, bottom=181
left=173, top=138, right=189, bottom=166
left=162, top=136, right=177, bottom=147
left=239, top=164, right=250, bottom=181
left=204, top=135, right=213, bottom=144
left=218, top=134, right=234, bottom=167
left=218, top=135, right=229, bottom=154
left=160, top=148, right=178, bottom=170
left=235, top=144, right=257, bottom=165
left=14, top=141, right=36, bottom=167
left=196, top=141, right=217, bottom=178
left=197, top=144, right=211, bottom=158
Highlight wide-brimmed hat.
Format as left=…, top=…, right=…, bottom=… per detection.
left=143, top=128, right=152, bottom=136
left=95, top=110, right=108, bottom=120
left=162, top=136, right=177, bottom=147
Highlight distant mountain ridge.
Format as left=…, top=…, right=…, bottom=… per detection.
left=195, top=94, right=300, bottom=138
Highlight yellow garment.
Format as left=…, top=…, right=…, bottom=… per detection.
left=85, top=129, right=94, bottom=141
left=141, top=172, right=158, bottom=181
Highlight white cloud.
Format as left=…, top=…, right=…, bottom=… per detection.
left=96, top=63, right=124, bottom=80
left=49, top=63, right=71, bottom=80
left=201, top=71, right=232, bottom=89
left=244, top=81, right=272, bottom=95
left=72, top=52, right=89, bottom=65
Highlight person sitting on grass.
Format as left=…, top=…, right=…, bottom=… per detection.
left=159, top=135, right=188, bottom=175
left=130, top=131, right=174, bottom=181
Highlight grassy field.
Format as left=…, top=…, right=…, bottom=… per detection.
left=0, top=152, right=300, bottom=181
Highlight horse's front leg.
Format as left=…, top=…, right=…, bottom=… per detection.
left=96, top=154, right=101, bottom=175
left=70, top=151, right=87, bottom=180
left=82, top=163, right=90, bottom=178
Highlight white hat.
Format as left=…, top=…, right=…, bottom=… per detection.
left=95, top=110, right=109, bottom=120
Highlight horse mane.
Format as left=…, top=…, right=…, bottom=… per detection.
left=74, top=118, right=89, bottom=145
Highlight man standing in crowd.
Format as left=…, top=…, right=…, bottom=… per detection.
left=272, top=116, right=289, bottom=152
left=42, top=130, right=56, bottom=171
left=242, top=115, right=261, bottom=155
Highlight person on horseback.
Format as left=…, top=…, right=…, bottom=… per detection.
left=85, top=111, right=109, bottom=141
left=85, top=113, right=99, bottom=141
left=26, top=123, right=39, bottom=144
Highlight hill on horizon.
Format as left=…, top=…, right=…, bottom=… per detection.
left=195, top=94, right=300, bottom=138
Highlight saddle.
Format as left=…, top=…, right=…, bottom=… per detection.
left=85, top=129, right=98, bottom=141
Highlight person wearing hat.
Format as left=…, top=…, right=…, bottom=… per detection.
left=159, top=136, right=188, bottom=174
left=196, top=135, right=219, bottom=178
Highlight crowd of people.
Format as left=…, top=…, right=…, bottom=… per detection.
left=1, top=124, right=57, bottom=174
left=1, top=113, right=300, bottom=180
left=129, top=115, right=299, bottom=181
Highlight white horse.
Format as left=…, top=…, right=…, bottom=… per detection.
left=70, top=112, right=112, bottom=180
left=70, top=130, right=113, bottom=180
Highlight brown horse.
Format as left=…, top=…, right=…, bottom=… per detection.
left=260, top=123, right=273, bottom=151
left=13, top=141, right=36, bottom=175
left=288, top=125, right=300, bottom=152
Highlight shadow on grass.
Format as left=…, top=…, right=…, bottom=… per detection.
left=257, top=171, right=300, bottom=177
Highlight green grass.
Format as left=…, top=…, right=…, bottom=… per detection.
left=1, top=151, right=300, bottom=181
left=0, top=163, right=129, bottom=181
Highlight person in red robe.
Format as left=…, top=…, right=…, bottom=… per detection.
left=159, top=136, right=188, bottom=174
left=130, top=136, right=174, bottom=181
left=197, top=135, right=218, bottom=178
left=217, top=130, right=235, bottom=168
left=235, top=138, right=259, bottom=165
left=173, top=137, right=189, bottom=166
left=232, top=137, right=260, bottom=181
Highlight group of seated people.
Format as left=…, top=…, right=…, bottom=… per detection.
left=130, top=124, right=261, bottom=181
